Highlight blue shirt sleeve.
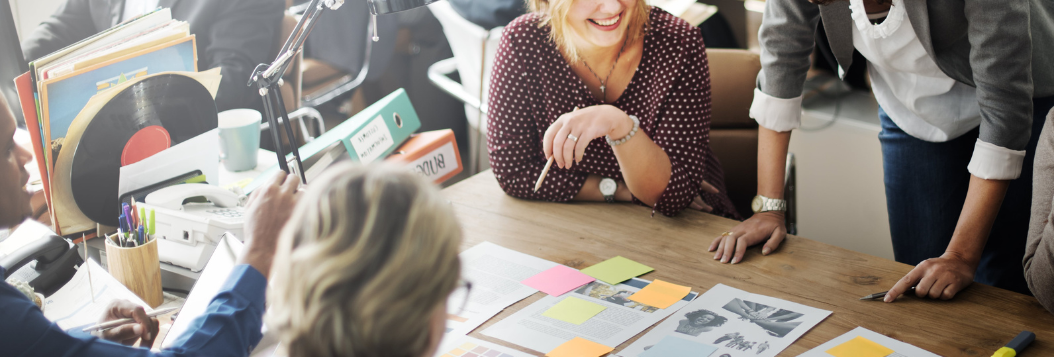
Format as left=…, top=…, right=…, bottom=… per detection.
left=0, top=264, right=266, bottom=357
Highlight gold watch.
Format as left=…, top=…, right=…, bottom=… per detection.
left=751, top=194, right=787, bottom=213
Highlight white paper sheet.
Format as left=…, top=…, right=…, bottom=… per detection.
left=481, top=277, right=698, bottom=353
left=0, top=220, right=57, bottom=258
left=118, top=129, right=220, bottom=197
left=434, top=242, right=559, bottom=355
left=797, top=327, right=940, bottom=357
left=162, top=234, right=243, bottom=348
left=435, top=336, right=536, bottom=357
left=42, top=259, right=149, bottom=330
left=617, top=284, right=831, bottom=357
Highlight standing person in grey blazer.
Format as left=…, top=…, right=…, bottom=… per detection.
left=708, top=0, right=1054, bottom=301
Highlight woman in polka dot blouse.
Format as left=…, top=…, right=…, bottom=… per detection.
left=486, top=0, right=738, bottom=218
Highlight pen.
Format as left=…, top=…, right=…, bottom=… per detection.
left=81, top=307, right=179, bottom=332
left=992, top=331, right=1035, bottom=357
left=535, top=107, right=578, bottom=192
left=138, top=225, right=145, bottom=245
left=148, top=209, right=155, bottom=236
left=860, top=286, right=916, bottom=300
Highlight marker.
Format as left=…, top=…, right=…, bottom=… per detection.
left=992, top=331, right=1035, bottom=357
left=148, top=209, right=155, bottom=236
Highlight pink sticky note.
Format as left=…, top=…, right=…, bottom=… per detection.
left=522, top=265, right=596, bottom=296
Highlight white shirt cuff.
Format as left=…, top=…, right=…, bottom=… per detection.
left=967, top=139, right=1026, bottom=180
left=749, top=88, right=803, bottom=132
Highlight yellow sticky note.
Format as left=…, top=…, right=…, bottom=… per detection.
left=581, top=256, right=653, bottom=285
left=628, top=280, right=691, bottom=309
left=542, top=297, right=607, bottom=325
left=826, top=336, right=895, bottom=357
left=546, top=337, right=614, bottom=357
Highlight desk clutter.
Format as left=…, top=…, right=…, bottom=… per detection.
left=435, top=242, right=943, bottom=357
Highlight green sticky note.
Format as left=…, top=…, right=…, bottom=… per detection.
left=580, top=256, right=654, bottom=285
left=543, top=297, right=607, bottom=325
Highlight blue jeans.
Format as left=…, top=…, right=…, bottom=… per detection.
left=879, top=96, right=1054, bottom=295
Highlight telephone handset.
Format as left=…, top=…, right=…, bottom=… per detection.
left=0, top=234, right=82, bottom=296
left=144, top=183, right=243, bottom=210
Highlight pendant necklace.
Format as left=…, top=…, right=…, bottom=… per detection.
left=582, top=35, right=630, bottom=103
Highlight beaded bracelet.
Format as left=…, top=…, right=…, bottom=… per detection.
left=606, top=114, right=640, bottom=146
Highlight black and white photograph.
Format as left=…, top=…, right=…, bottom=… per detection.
left=721, top=298, right=805, bottom=338
left=615, top=284, right=831, bottom=357
left=673, top=309, right=728, bottom=336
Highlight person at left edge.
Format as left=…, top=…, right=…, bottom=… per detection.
left=20, top=0, right=284, bottom=113
left=0, top=93, right=302, bottom=356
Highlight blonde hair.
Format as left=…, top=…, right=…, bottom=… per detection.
left=267, top=162, right=463, bottom=357
left=528, top=0, right=651, bottom=63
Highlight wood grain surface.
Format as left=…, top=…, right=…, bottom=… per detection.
left=105, top=238, right=164, bottom=308
left=444, top=171, right=1054, bottom=356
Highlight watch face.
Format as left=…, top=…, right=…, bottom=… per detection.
left=751, top=196, right=763, bottom=212
left=600, top=179, right=617, bottom=195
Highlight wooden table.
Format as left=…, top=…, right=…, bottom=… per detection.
left=443, top=171, right=1054, bottom=356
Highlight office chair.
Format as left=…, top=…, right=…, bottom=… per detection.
left=425, top=1, right=503, bottom=174
left=707, top=49, right=797, bottom=234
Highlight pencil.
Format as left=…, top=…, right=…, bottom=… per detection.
left=81, top=307, right=179, bottom=332
left=534, top=157, right=554, bottom=192
left=534, top=107, right=578, bottom=192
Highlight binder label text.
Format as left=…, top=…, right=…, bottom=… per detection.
left=351, top=115, right=395, bottom=163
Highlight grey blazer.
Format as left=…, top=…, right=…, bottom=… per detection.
left=21, top=0, right=284, bottom=113
left=757, top=0, right=1054, bottom=151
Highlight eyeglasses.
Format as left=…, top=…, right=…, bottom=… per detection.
left=447, top=279, right=473, bottom=316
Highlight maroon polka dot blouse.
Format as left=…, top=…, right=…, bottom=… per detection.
left=486, top=8, right=739, bottom=218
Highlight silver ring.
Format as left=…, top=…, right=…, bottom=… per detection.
left=567, top=133, right=579, bottom=142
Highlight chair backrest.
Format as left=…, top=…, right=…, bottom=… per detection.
left=706, top=49, right=761, bottom=129
left=272, top=11, right=303, bottom=112
left=706, top=49, right=762, bottom=217
left=428, top=1, right=504, bottom=132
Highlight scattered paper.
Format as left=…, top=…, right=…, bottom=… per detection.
left=437, top=336, right=534, bottom=357
left=43, top=259, right=149, bottom=330
left=826, top=336, right=894, bottom=357
left=543, top=296, right=607, bottom=325
left=482, top=278, right=697, bottom=353
left=798, top=327, right=938, bottom=357
left=581, top=256, right=653, bottom=285
left=629, top=280, right=691, bottom=309
left=434, top=242, right=560, bottom=355
left=617, top=284, right=832, bottom=357
left=639, top=335, right=718, bottom=357
left=523, top=265, right=596, bottom=296
left=546, top=337, right=613, bottom=357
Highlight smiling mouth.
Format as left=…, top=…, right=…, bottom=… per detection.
left=589, top=13, right=621, bottom=27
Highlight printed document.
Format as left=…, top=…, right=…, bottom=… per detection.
left=435, top=242, right=559, bottom=354
left=43, top=259, right=149, bottom=330
left=617, top=284, right=831, bottom=357
left=481, top=277, right=698, bottom=353
left=798, top=327, right=940, bottom=357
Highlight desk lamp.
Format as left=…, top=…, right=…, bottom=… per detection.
left=248, top=0, right=441, bottom=184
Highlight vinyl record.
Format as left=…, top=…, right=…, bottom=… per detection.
left=69, top=74, right=217, bottom=226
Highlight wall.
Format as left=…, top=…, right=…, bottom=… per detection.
left=790, top=91, right=895, bottom=260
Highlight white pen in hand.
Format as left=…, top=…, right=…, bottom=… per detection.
left=81, top=307, right=179, bottom=333
left=534, top=107, right=579, bottom=192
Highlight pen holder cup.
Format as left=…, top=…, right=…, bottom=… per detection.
left=105, top=237, right=163, bottom=308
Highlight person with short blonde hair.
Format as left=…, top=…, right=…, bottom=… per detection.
left=267, top=162, right=463, bottom=357
left=488, top=0, right=738, bottom=218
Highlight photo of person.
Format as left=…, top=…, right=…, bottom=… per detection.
left=721, top=298, right=804, bottom=338
left=572, top=282, right=659, bottom=313
left=673, top=309, right=728, bottom=337
left=757, top=341, right=770, bottom=354
left=714, top=332, right=741, bottom=344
